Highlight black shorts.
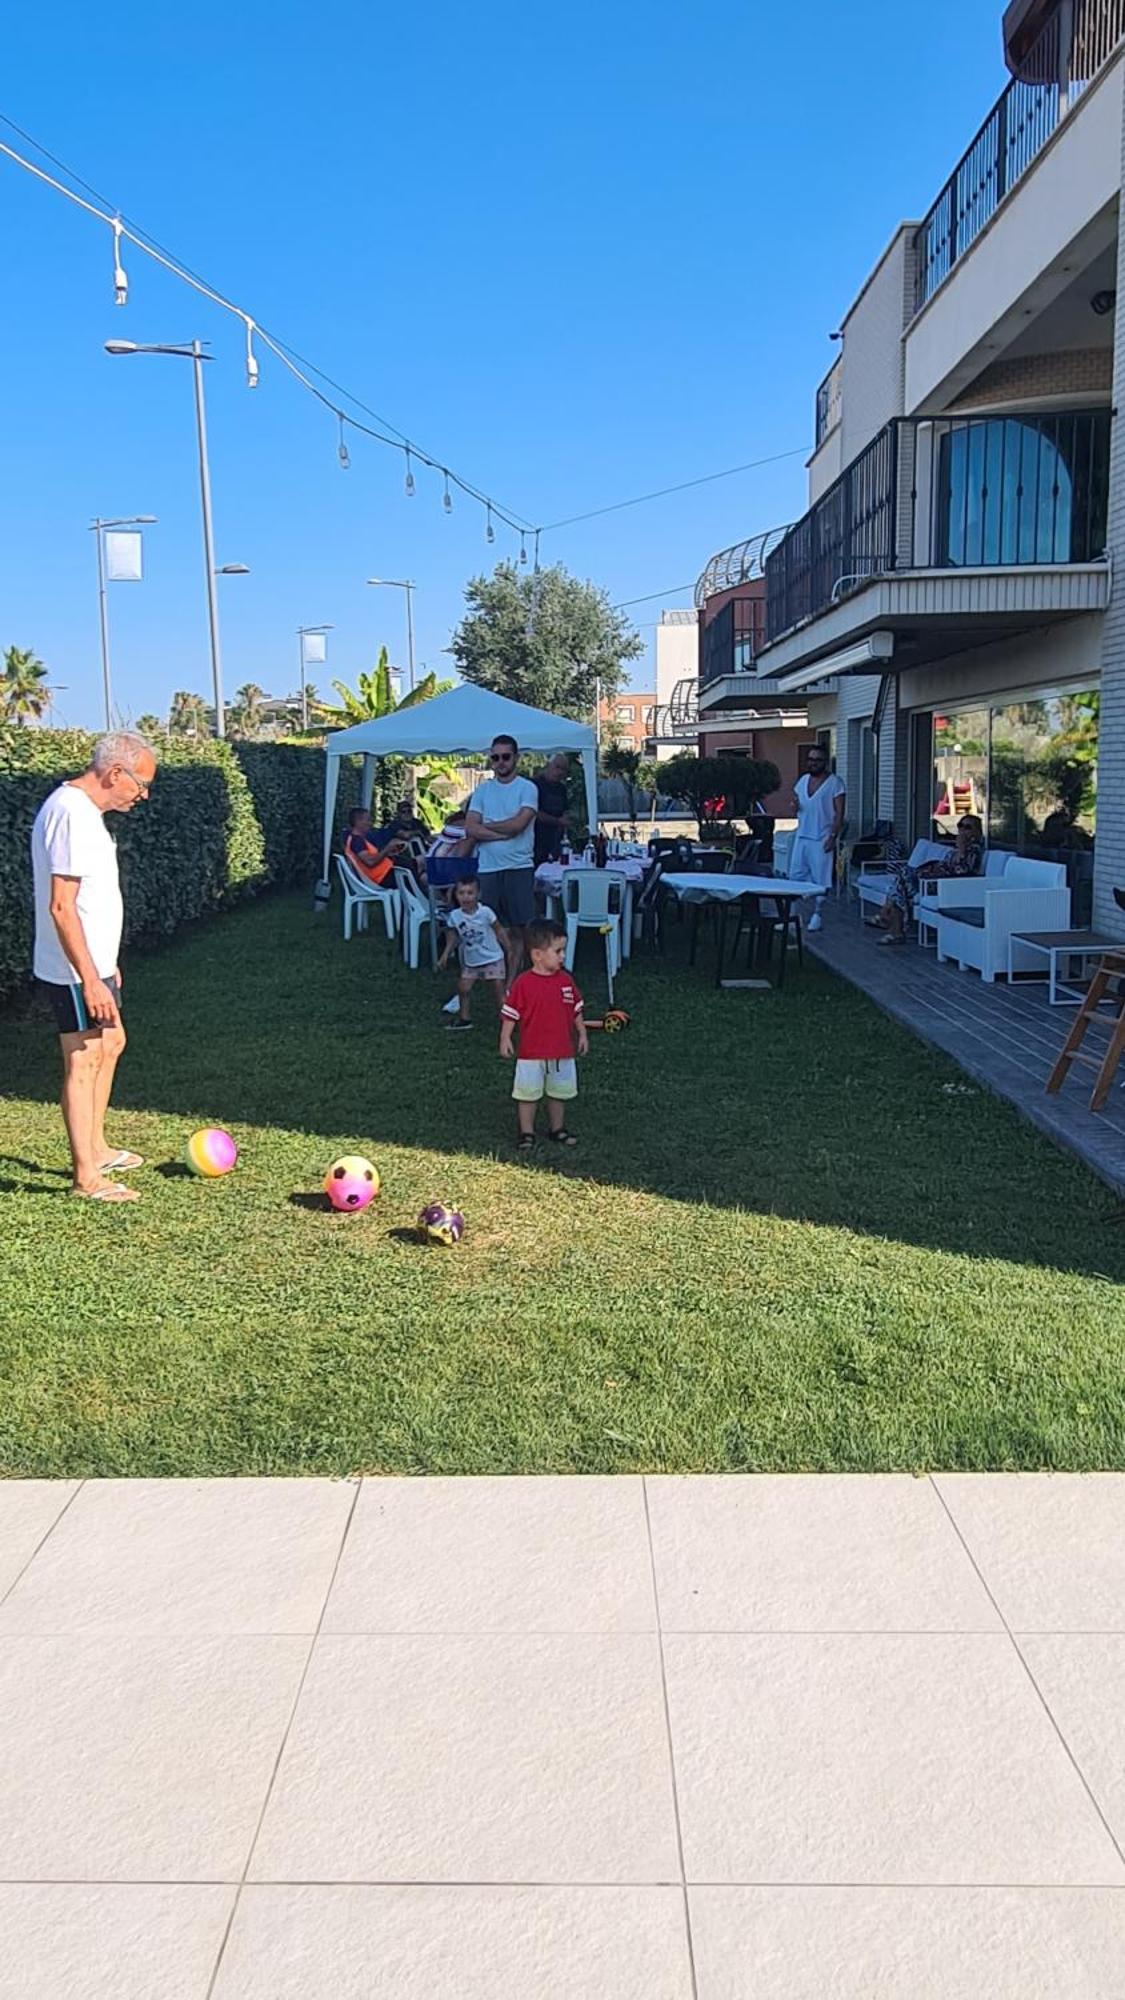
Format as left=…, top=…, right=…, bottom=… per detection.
left=38, top=978, right=122, bottom=1036
left=481, top=867, right=536, bottom=927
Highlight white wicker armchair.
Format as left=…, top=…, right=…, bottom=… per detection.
left=932, top=858, right=1070, bottom=983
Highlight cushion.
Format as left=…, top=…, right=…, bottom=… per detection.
left=939, top=907, right=986, bottom=930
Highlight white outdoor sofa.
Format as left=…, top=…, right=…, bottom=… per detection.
left=855, top=841, right=1008, bottom=922
left=931, top=856, right=1070, bottom=983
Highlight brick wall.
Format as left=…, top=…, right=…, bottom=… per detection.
left=949, top=347, right=1113, bottom=410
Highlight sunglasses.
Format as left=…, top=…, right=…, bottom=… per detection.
left=490, top=751, right=514, bottom=764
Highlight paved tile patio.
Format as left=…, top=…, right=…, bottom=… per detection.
left=3, top=1474, right=1125, bottom=1995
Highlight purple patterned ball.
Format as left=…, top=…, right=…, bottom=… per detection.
left=418, top=1202, right=465, bottom=1247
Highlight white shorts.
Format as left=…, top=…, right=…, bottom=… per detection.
left=788, top=835, right=835, bottom=892
left=512, top=1058, right=578, bottom=1103
left=461, top=959, right=506, bottom=985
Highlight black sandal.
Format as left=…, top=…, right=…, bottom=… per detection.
left=548, top=1129, right=578, bottom=1147
left=516, top=1133, right=537, bottom=1153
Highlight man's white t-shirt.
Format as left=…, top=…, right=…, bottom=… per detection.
left=31, top=783, right=123, bottom=985
left=794, top=772, right=846, bottom=843
left=467, top=775, right=538, bottom=872
left=446, top=904, right=505, bottom=968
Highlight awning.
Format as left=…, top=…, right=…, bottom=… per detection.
left=771, top=631, right=895, bottom=696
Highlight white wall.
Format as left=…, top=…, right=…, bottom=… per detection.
left=896, top=616, right=1104, bottom=714
left=655, top=615, right=698, bottom=709
left=838, top=227, right=914, bottom=463
left=807, top=430, right=843, bottom=502
left=905, top=56, right=1124, bottom=413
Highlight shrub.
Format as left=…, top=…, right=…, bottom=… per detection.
left=659, top=752, right=781, bottom=832
left=0, top=733, right=377, bottom=1003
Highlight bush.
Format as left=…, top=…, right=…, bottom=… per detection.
left=659, top=752, right=781, bottom=832
left=0, top=733, right=378, bottom=1004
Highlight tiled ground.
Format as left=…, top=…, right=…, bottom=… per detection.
left=3, top=1475, right=1125, bottom=1995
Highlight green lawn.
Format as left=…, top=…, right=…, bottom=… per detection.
left=2, top=890, right=1124, bottom=1477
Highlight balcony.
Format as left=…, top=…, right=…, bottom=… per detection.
left=762, top=406, right=1111, bottom=680
left=913, top=0, right=1125, bottom=315
left=700, top=596, right=767, bottom=689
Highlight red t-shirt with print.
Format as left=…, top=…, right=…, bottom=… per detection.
left=501, top=969, right=584, bottom=1060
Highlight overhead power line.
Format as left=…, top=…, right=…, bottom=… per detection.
left=540, top=447, right=810, bottom=533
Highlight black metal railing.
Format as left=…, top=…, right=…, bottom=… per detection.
left=914, top=0, right=1125, bottom=313
left=765, top=406, right=1110, bottom=644
left=700, top=594, right=768, bottom=687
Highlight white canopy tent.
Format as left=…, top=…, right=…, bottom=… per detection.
left=320, top=683, right=599, bottom=881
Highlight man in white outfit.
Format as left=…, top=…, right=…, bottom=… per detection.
left=788, top=745, right=845, bottom=932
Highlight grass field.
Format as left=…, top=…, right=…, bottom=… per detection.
left=2, top=890, right=1124, bottom=1478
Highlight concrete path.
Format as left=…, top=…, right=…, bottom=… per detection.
left=2, top=1473, right=1125, bottom=1995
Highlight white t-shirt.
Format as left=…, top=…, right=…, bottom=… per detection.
left=446, top=904, right=505, bottom=968
left=467, top=775, right=538, bottom=872
left=794, top=772, right=845, bottom=843
left=31, top=783, right=124, bottom=985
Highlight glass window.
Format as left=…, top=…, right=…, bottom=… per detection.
left=935, top=411, right=1109, bottom=567
left=932, top=707, right=988, bottom=832
left=617, top=704, right=635, bottom=723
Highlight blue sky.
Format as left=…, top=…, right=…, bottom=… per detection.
left=3, top=0, right=1002, bottom=725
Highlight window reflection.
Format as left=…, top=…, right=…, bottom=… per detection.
left=935, top=412, right=1109, bottom=567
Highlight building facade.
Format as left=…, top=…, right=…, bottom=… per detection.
left=600, top=687, right=656, bottom=753
left=721, top=0, right=1125, bottom=928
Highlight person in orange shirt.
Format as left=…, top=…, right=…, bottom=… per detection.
left=344, top=806, right=403, bottom=887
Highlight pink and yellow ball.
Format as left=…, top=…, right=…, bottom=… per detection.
left=324, top=1155, right=380, bottom=1212
left=185, top=1127, right=238, bottom=1178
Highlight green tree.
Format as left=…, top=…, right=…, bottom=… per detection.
left=134, top=714, right=164, bottom=740
left=168, top=691, right=210, bottom=737
left=660, top=752, right=779, bottom=834
left=450, top=562, right=642, bottom=719
left=323, top=646, right=452, bottom=726
left=1, top=646, right=50, bottom=727
left=601, top=743, right=648, bottom=823
left=230, top=683, right=266, bottom=740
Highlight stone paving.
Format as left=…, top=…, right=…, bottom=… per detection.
left=2, top=1474, right=1125, bottom=1995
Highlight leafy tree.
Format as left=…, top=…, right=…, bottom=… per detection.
left=2, top=646, right=50, bottom=727
left=168, top=691, right=210, bottom=737
left=134, top=714, right=164, bottom=740
left=601, top=742, right=651, bottom=824
left=450, top=562, right=642, bottom=719
left=660, top=752, right=779, bottom=834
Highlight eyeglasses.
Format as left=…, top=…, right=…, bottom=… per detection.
left=117, top=768, right=151, bottom=798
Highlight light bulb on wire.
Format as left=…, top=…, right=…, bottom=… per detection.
left=244, top=318, right=260, bottom=389
left=337, top=414, right=350, bottom=469
left=442, top=472, right=453, bottom=514
left=486, top=505, right=495, bottom=544
left=111, top=218, right=128, bottom=307
left=404, top=447, right=416, bottom=497
left=519, top=534, right=528, bottom=565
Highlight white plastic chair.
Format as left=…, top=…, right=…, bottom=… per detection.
left=562, top=871, right=624, bottom=1003
left=335, top=854, right=401, bottom=942
left=394, top=865, right=439, bottom=970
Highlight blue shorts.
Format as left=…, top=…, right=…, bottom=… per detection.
left=38, top=977, right=122, bottom=1036
left=480, top=868, right=536, bottom=927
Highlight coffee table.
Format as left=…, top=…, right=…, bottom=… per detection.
left=1008, top=929, right=1122, bottom=1005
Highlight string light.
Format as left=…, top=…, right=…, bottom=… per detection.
left=337, top=413, right=350, bottom=469
left=442, top=472, right=453, bottom=514
left=111, top=217, right=127, bottom=306
left=244, top=317, right=259, bottom=389
left=486, top=504, right=495, bottom=544
left=519, top=533, right=528, bottom=565
left=404, top=446, right=415, bottom=497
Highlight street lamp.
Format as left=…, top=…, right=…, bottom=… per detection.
left=105, top=338, right=236, bottom=737
left=297, top=625, right=333, bottom=732
left=366, top=577, right=416, bottom=693
left=88, top=514, right=157, bottom=730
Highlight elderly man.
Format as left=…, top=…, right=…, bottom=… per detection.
left=31, top=730, right=157, bottom=1203
left=466, top=734, right=539, bottom=966
left=533, top=751, right=572, bottom=865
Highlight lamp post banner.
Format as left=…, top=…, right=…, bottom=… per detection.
left=301, top=632, right=327, bottom=664
left=104, top=530, right=143, bottom=582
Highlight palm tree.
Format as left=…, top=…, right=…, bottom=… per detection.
left=2, top=646, right=50, bottom=727
left=323, top=646, right=452, bottom=726
left=134, top=713, right=164, bottom=740
left=230, top=683, right=266, bottom=740
left=168, top=691, right=210, bottom=738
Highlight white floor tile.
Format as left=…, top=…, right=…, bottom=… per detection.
left=647, top=1475, right=1000, bottom=1631
left=0, top=1884, right=233, bottom=2000
left=251, top=1634, right=679, bottom=1884
left=935, top=1476, right=1125, bottom=1631
left=213, top=1885, right=693, bottom=1997
left=0, top=1635, right=307, bottom=1880
left=689, top=1886, right=1125, bottom=1998
left=324, top=1476, right=655, bottom=1634
left=0, top=1482, right=79, bottom=1601
left=664, top=1633, right=1124, bottom=1885
left=0, top=1478, right=353, bottom=1636
left=1022, top=1636, right=1125, bottom=1854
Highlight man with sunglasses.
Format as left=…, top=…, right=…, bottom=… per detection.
left=31, top=731, right=157, bottom=1203
left=465, top=734, right=539, bottom=969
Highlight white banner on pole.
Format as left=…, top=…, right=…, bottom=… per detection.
left=105, top=530, right=143, bottom=582
left=301, top=632, right=327, bottom=664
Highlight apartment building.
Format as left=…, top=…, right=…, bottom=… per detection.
left=600, top=687, right=656, bottom=752
left=706, top=0, right=1125, bottom=928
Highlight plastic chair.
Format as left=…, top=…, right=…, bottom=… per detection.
left=562, top=871, right=624, bottom=1003
left=393, top=866, right=439, bottom=970
left=334, top=854, right=401, bottom=943
left=632, top=859, right=665, bottom=949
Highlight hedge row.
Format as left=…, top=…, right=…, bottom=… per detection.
left=0, top=732, right=392, bottom=1004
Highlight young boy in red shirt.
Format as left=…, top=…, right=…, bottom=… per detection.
left=500, top=918, right=588, bottom=1152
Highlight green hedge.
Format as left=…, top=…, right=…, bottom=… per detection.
left=0, top=732, right=376, bottom=1004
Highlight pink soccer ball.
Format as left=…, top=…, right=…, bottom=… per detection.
left=323, top=1155, right=380, bottom=1212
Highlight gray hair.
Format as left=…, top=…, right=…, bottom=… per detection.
left=547, top=749, right=570, bottom=766
left=92, top=730, right=154, bottom=774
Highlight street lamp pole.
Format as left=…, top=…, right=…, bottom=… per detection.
left=297, top=625, right=333, bottom=732
left=191, top=339, right=226, bottom=737
left=366, top=578, right=417, bottom=692
left=88, top=514, right=157, bottom=731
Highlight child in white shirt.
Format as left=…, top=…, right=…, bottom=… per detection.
left=437, top=877, right=511, bottom=1030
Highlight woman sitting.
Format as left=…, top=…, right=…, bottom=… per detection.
left=868, top=814, right=984, bottom=945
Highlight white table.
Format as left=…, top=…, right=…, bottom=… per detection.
left=661, top=873, right=820, bottom=987
left=1008, top=928, right=1122, bottom=1005
left=536, top=860, right=647, bottom=960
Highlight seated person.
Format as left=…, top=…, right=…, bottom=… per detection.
left=344, top=806, right=405, bottom=887
left=868, top=813, right=984, bottom=945
left=424, top=806, right=479, bottom=891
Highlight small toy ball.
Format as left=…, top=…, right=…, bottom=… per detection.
left=324, top=1155, right=380, bottom=1212
left=418, top=1201, right=465, bottom=1247
left=185, top=1127, right=238, bottom=1178
left=602, top=1008, right=631, bottom=1033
